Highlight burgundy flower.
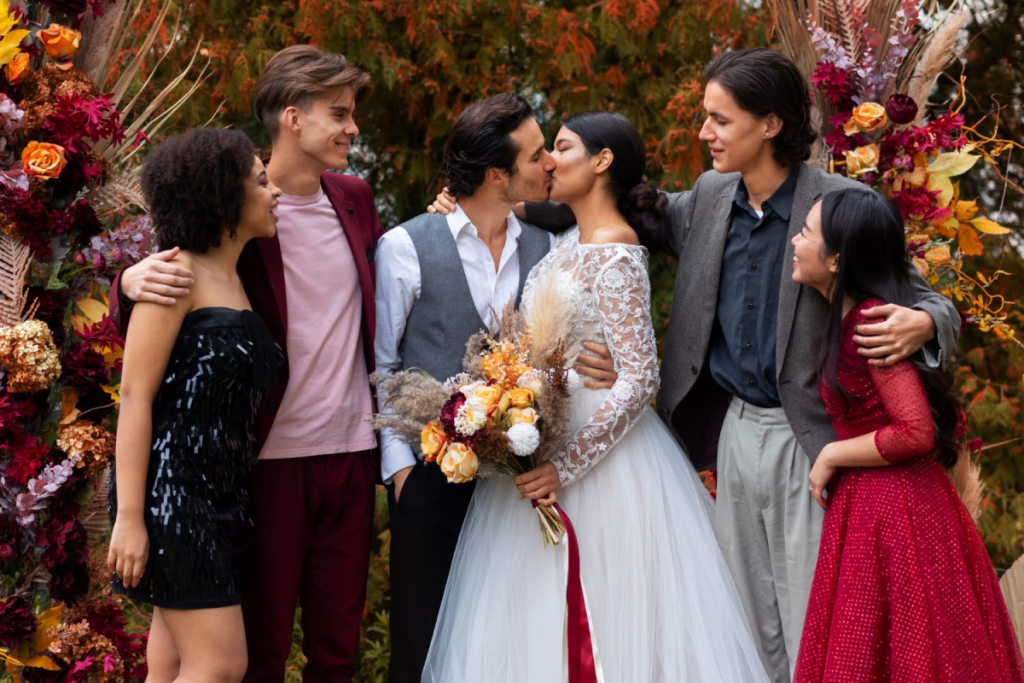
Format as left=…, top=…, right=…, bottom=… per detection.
left=811, top=62, right=855, bottom=108
left=36, top=515, right=88, bottom=569
left=60, top=341, right=110, bottom=395
left=25, top=286, right=71, bottom=347
left=48, top=559, right=90, bottom=604
left=439, top=391, right=467, bottom=432
left=40, top=0, right=89, bottom=16
left=884, top=93, right=919, bottom=125
left=6, top=435, right=53, bottom=487
left=0, top=596, right=37, bottom=645
left=0, top=513, right=20, bottom=561
left=85, top=601, right=148, bottom=681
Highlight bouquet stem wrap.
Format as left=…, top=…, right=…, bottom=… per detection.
left=534, top=501, right=605, bottom=683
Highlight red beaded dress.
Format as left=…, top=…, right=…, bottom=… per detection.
left=794, top=298, right=1024, bottom=683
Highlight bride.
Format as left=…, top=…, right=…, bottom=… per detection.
left=422, top=111, right=769, bottom=682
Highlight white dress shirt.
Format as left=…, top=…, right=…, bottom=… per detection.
left=374, top=205, right=555, bottom=482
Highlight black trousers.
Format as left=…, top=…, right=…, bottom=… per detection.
left=387, top=461, right=476, bottom=683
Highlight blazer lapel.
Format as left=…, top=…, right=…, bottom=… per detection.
left=324, top=181, right=377, bottom=358
left=255, top=234, right=289, bottom=337
left=697, top=183, right=740, bottom=322
left=776, top=164, right=823, bottom=372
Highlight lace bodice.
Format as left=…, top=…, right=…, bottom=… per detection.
left=522, top=227, right=660, bottom=486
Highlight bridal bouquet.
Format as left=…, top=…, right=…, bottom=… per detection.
left=371, top=302, right=580, bottom=546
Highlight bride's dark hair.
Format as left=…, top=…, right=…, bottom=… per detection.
left=562, top=111, right=667, bottom=241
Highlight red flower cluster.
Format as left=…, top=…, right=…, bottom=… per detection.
left=0, top=596, right=37, bottom=645
left=84, top=601, right=149, bottom=681
left=5, top=433, right=53, bottom=487
left=0, top=513, right=20, bottom=561
left=61, top=341, right=110, bottom=395
left=36, top=515, right=89, bottom=569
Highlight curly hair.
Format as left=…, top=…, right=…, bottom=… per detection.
left=140, top=129, right=255, bottom=254
left=704, top=48, right=817, bottom=169
left=444, top=93, right=534, bottom=198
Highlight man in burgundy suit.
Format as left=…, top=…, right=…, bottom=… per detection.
left=110, top=46, right=382, bottom=682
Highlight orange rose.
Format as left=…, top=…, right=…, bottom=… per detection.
left=508, top=387, right=535, bottom=409
left=22, top=141, right=67, bottom=179
left=843, top=144, right=880, bottom=177
left=419, top=422, right=449, bottom=463
left=5, top=51, right=28, bottom=84
left=39, top=24, right=80, bottom=64
left=844, top=102, right=888, bottom=136
left=472, top=384, right=504, bottom=415
left=439, top=442, right=479, bottom=484
left=508, top=407, right=538, bottom=425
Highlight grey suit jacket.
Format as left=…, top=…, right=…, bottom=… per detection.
left=653, top=164, right=960, bottom=469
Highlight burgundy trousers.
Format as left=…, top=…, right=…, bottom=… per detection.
left=241, top=451, right=375, bottom=683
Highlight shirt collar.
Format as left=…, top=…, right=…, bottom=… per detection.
left=732, top=166, right=800, bottom=221
left=445, top=203, right=522, bottom=241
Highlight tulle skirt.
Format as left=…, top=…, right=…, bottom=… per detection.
left=422, top=389, right=770, bottom=682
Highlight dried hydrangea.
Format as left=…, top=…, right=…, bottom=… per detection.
left=0, top=320, right=62, bottom=393
left=48, top=620, right=124, bottom=683
left=0, top=93, right=25, bottom=168
left=56, top=420, right=115, bottom=476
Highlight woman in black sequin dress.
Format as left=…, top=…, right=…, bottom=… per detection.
left=109, top=129, right=281, bottom=683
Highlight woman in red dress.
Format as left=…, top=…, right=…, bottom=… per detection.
left=790, top=187, right=1023, bottom=682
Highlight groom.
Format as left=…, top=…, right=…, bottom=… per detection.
left=375, top=93, right=615, bottom=683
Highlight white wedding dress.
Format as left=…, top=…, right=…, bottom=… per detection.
left=422, top=229, right=769, bottom=682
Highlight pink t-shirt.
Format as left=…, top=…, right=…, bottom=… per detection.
left=260, top=187, right=376, bottom=459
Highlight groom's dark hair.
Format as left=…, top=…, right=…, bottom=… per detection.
left=704, top=48, right=817, bottom=169
left=445, top=93, right=534, bottom=198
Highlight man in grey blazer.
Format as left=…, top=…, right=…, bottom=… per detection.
left=524, top=49, right=959, bottom=682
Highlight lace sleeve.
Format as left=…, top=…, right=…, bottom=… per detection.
left=868, top=359, right=936, bottom=463
left=551, top=246, right=660, bottom=486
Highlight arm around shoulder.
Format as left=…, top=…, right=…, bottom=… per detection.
left=907, top=266, right=960, bottom=365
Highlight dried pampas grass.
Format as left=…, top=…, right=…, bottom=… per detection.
left=1000, top=554, right=1024, bottom=661
left=951, top=449, right=985, bottom=521
left=368, top=371, right=450, bottom=445
left=907, top=10, right=969, bottom=123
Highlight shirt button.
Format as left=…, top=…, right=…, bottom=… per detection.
left=750, top=264, right=758, bottom=271
left=747, top=378, right=756, bottom=387
left=745, top=342, right=752, bottom=350
left=747, top=303, right=755, bottom=310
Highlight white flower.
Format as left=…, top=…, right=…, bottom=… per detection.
left=506, top=423, right=540, bottom=456
left=517, top=369, right=544, bottom=394
left=457, top=380, right=484, bottom=396
left=454, top=398, right=488, bottom=436
left=566, top=368, right=583, bottom=394
left=444, top=373, right=474, bottom=392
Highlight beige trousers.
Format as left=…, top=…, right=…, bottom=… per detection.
left=715, top=397, right=825, bottom=683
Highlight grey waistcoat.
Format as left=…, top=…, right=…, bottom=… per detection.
left=398, top=212, right=551, bottom=381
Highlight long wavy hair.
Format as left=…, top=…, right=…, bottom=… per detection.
left=818, top=188, right=961, bottom=468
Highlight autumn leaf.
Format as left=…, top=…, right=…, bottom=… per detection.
left=23, top=656, right=60, bottom=671
left=958, top=223, right=985, bottom=256
left=971, top=217, right=1012, bottom=235
left=955, top=199, right=979, bottom=221
left=29, top=606, right=62, bottom=652
left=912, top=256, right=930, bottom=277
left=925, top=244, right=952, bottom=264
left=926, top=173, right=954, bottom=207
left=60, top=388, right=80, bottom=424
left=927, top=146, right=980, bottom=178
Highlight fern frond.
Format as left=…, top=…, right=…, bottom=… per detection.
left=0, top=234, right=36, bottom=326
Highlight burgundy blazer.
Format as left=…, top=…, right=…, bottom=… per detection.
left=110, top=171, right=385, bottom=458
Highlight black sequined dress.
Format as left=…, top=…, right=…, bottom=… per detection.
left=111, top=307, right=280, bottom=608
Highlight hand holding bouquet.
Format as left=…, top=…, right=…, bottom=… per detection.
left=371, top=302, right=580, bottom=546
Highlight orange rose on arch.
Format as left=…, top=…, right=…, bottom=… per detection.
left=844, top=144, right=881, bottom=177
left=5, top=51, right=28, bottom=84
left=844, top=102, right=889, bottom=136
left=22, top=141, right=67, bottom=179
left=39, top=24, right=81, bottom=66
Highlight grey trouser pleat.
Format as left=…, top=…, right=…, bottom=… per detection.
left=715, top=396, right=824, bottom=683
